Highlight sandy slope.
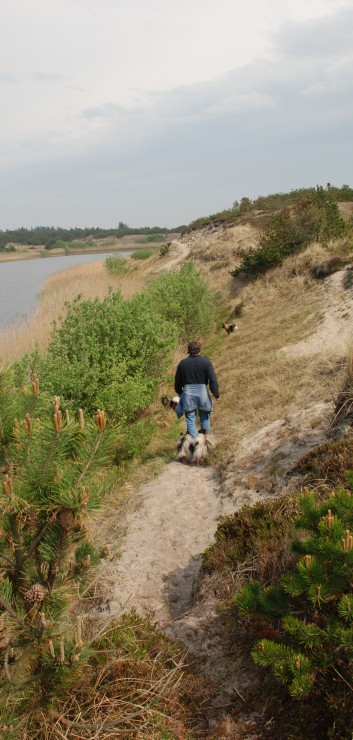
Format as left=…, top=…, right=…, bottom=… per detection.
left=107, top=249, right=353, bottom=629
left=281, top=269, right=353, bottom=358
left=101, top=241, right=353, bottom=736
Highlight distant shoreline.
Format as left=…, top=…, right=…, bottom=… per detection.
left=0, top=244, right=151, bottom=264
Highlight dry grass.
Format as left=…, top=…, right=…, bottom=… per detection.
left=185, top=241, right=351, bottom=460
left=21, top=614, right=207, bottom=739
left=0, top=260, right=147, bottom=365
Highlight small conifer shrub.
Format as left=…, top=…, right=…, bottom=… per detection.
left=0, top=368, right=120, bottom=721
left=235, top=485, right=353, bottom=712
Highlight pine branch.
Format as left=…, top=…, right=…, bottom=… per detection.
left=34, top=434, right=58, bottom=488
left=0, top=553, right=14, bottom=567
left=3, top=645, right=13, bottom=684
left=73, top=431, right=104, bottom=490
left=0, top=594, right=23, bottom=625
left=18, top=513, right=57, bottom=568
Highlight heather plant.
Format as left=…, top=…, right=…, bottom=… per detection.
left=235, top=485, right=353, bottom=719
left=0, top=367, right=120, bottom=725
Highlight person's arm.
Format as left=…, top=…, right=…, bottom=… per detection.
left=174, top=364, right=183, bottom=395
left=207, top=360, right=220, bottom=398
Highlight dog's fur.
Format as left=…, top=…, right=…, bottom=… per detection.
left=162, top=397, right=214, bottom=464
left=161, top=395, right=180, bottom=410
left=176, top=430, right=214, bottom=464
left=176, top=432, right=194, bottom=462
left=222, top=322, right=238, bottom=335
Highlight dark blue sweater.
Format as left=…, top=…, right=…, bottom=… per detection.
left=174, top=355, right=220, bottom=398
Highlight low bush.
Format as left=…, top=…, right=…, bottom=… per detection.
left=203, top=498, right=298, bottom=572
left=130, top=248, right=155, bottom=259
left=235, top=486, right=353, bottom=733
left=0, top=368, right=121, bottom=727
left=145, top=260, right=214, bottom=339
left=104, top=254, right=131, bottom=275
left=135, top=233, right=166, bottom=243
left=14, top=262, right=214, bottom=425
left=231, top=190, right=346, bottom=278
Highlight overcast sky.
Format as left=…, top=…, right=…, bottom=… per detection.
left=0, top=0, right=352, bottom=229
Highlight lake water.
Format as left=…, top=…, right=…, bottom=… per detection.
left=0, top=251, right=132, bottom=329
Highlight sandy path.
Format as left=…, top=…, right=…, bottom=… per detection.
left=107, top=396, right=333, bottom=631
left=107, top=268, right=352, bottom=631
left=281, top=268, right=353, bottom=357
left=109, top=462, right=234, bottom=624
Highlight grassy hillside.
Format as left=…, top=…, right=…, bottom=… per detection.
left=1, top=185, right=353, bottom=737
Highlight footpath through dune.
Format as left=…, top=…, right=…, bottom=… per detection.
left=106, top=251, right=353, bottom=636
left=109, top=461, right=234, bottom=624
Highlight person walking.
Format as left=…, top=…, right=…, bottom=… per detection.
left=174, top=340, right=219, bottom=439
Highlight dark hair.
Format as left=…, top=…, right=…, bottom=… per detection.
left=187, top=340, right=201, bottom=356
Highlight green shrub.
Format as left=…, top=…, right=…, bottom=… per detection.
left=45, top=239, right=67, bottom=250
left=235, top=486, right=353, bottom=722
left=15, top=291, right=178, bottom=420
left=145, top=260, right=214, bottom=339
left=231, top=209, right=306, bottom=277
left=0, top=368, right=120, bottom=719
left=135, top=234, right=166, bottom=243
left=105, top=254, right=131, bottom=275
left=159, top=243, right=170, bottom=256
left=131, top=248, right=155, bottom=259
left=14, top=263, right=214, bottom=429
left=231, top=190, right=347, bottom=278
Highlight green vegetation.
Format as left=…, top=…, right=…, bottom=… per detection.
left=235, top=487, right=353, bottom=723
left=185, top=182, right=353, bottom=234
left=15, top=291, right=178, bottom=420
left=159, top=242, right=171, bottom=256
left=14, top=262, right=214, bottom=420
left=0, top=371, right=204, bottom=736
left=0, top=224, right=184, bottom=252
left=130, top=247, right=156, bottom=259
left=0, top=257, right=214, bottom=736
left=231, top=187, right=347, bottom=277
left=135, top=233, right=166, bottom=243
left=104, top=254, right=131, bottom=275
left=146, top=261, right=214, bottom=339
left=0, top=368, right=120, bottom=726
left=233, top=183, right=353, bottom=212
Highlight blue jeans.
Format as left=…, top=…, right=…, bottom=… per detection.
left=184, top=409, right=211, bottom=438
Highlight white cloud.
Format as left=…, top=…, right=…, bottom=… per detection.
left=0, top=1, right=352, bottom=226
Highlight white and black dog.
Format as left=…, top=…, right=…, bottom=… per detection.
left=161, top=395, right=180, bottom=410
left=176, top=430, right=214, bottom=465
left=161, top=396, right=214, bottom=464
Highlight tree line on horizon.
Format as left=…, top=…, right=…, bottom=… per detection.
left=0, top=221, right=185, bottom=251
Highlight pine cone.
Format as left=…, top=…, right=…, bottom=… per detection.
left=24, top=583, right=48, bottom=602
